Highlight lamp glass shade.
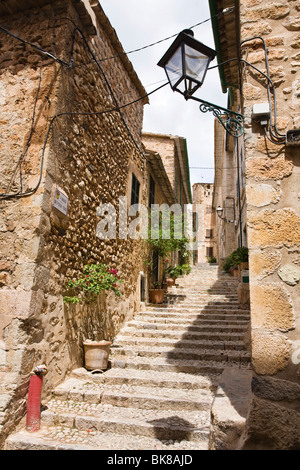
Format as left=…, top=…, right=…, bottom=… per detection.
left=158, top=30, right=216, bottom=98
left=164, top=46, right=183, bottom=90
left=184, top=44, right=211, bottom=85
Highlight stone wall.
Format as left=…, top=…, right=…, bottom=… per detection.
left=142, top=132, right=191, bottom=207
left=240, top=0, right=300, bottom=449
left=0, top=0, right=148, bottom=444
left=142, top=134, right=177, bottom=192
left=212, top=119, right=239, bottom=262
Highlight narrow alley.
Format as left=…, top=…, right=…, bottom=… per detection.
left=6, top=264, right=251, bottom=450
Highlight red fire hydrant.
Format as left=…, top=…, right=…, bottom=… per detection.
left=26, top=364, right=47, bottom=432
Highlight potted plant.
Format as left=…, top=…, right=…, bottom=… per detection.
left=145, top=210, right=191, bottom=302
left=223, top=247, right=248, bottom=275
left=230, top=265, right=239, bottom=277
left=63, top=263, right=123, bottom=304
left=165, top=265, right=182, bottom=286
left=149, top=281, right=165, bottom=304
left=63, top=263, right=123, bottom=371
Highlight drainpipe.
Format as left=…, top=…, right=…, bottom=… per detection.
left=26, top=364, right=47, bottom=432
left=235, top=137, right=243, bottom=247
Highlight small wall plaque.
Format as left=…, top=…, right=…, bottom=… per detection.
left=53, top=188, right=68, bottom=215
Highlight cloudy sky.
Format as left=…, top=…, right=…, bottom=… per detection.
left=100, top=0, right=228, bottom=186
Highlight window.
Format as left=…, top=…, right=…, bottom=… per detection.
left=131, top=173, right=140, bottom=206
left=206, top=229, right=213, bottom=239
left=206, top=247, right=214, bottom=257
left=149, top=175, right=155, bottom=208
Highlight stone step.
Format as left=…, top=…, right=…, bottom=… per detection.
left=52, top=381, right=212, bottom=411
left=168, top=283, right=238, bottom=294
left=136, top=315, right=249, bottom=326
left=120, top=327, right=246, bottom=342
left=39, top=401, right=211, bottom=442
left=138, top=311, right=250, bottom=321
left=126, top=320, right=248, bottom=333
left=110, top=356, right=249, bottom=375
left=146, top=305, right=245, bottom=311
left=165, top=295, right=239, bottom=300
left=110, top=346, right=251, bottom=363
left=113, top=336, right=248, bottom=351
left=100, top=367, right=216, bottom=390
left=5, top=428, right=209, bottom=450
left=101, top=387, right=212, bottom=411
left=63, top=368, right=216, bottom=392
left=164, top=301, right=239, bottom=306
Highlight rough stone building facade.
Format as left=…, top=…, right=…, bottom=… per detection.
left=142, top=133, right=192, bottom=209
left=142, top=132, right=193, bottom=270
left=0, top=0, right=155, bottom=445
left=193, top=183, right=217, bottom=263
left=209, top=0, right=300, bottom=448
left=212, top=118, right=247, bottom=264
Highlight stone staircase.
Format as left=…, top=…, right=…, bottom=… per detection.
left=5, top=264, right=251, bottom=450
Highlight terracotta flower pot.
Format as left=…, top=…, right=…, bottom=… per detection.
left=166, top=278, right=176, bottom=287
left=83, top=340, right=112, bottom=371
left=149, top=289, right=164, bottom=304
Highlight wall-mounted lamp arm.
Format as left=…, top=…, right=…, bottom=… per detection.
left=185, top=93, right=244, bottom=138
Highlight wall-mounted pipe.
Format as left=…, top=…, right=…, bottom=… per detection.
left=26, top=365, right=47, bottom=432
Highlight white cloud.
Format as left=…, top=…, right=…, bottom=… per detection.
left=100, top=0, right=228, bottom=186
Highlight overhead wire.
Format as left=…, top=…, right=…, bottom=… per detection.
left=1, top=7, right=285, bottom=199
left=208, top=46, right=286, bottom=145
left=4, top=66, right=42, bottom=197
left=0, top=18, right=169, bottom=199
left=0, top=81, right=169, bottom=199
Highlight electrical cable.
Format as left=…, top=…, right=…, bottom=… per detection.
left=70, top=25, right=151, bottom=159
left=262, top=126, right=287, bottom=146
left=0, top=25, right=73, bottom=67
left=208, top=54, right=286, bottom=144
left=0, top=15, right=172, bottom=199
left=51, top=8, right=235, bottom=69
left=56, top=11, right=229, bottom=68
left=0, top=81, right=169, bottom=199
left=3, top=66, right=42, bottom=197
left=240, top=36, right=286, bottom=139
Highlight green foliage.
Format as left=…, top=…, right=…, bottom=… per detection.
left=223, top=247, right=248, bottom=273
left=165, top=263, right=192, bottom=279
left=63, top=263, right=123, bottom=304
left=181, top=264, right=192, bottom=275
left=145, top=211, right=190, bottom=259
left=207, top=256, right=217, bottom=264
left=165, top=265, right=182, bottom=279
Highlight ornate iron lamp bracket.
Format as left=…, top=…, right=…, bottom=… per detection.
left=186, top=94, right=244, bottom=138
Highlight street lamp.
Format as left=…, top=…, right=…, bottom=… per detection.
left=158, top=30, right=244, bottom=137
left=216, top=206, right=224, bottom=219
left=216, top=205, right=236, bottom=224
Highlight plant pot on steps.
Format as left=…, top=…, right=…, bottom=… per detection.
left=166, top=278, right=176, bottom=287
left=83, top=340, right=112, bottom=371
left=149, top=289, right=164, bottom=304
